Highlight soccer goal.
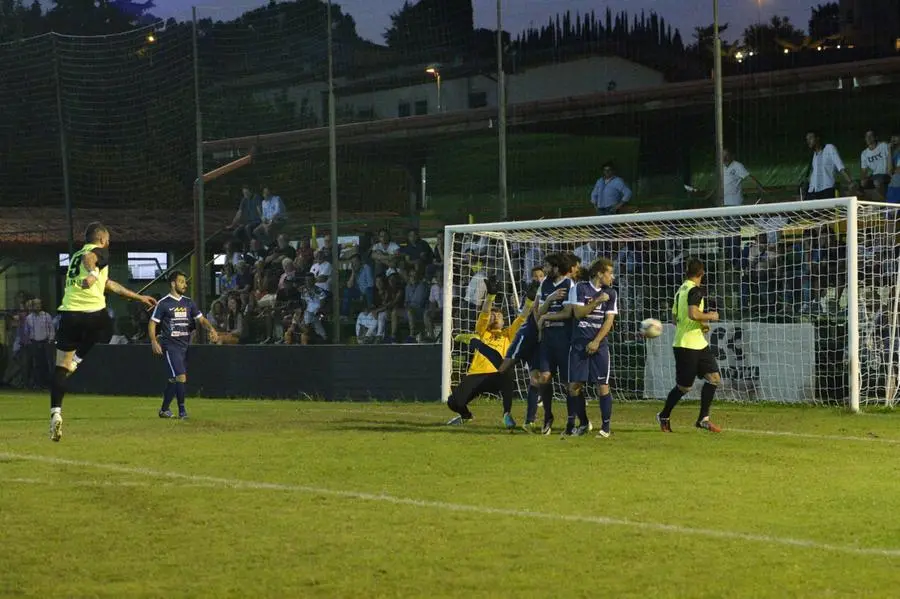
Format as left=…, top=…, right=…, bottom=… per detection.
left=442, top=197, right=900, bottom=412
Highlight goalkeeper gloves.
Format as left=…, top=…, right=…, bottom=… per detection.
left=454, top=333, right=477, bottom=345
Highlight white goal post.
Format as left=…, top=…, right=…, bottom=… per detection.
left=442, top=197, right=900, bottom=413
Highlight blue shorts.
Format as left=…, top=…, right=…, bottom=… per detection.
left=887, top=186, right=900, bottom=205
left=162, top=347, right=187, bottom=378
left=567, top=343, right=611, bottom=385
left=506, top=326, right=539, bottom=371
left=539, top=330, right=570, bottom=382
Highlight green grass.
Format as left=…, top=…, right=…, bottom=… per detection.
left=2, top=393, right=899, bottom=598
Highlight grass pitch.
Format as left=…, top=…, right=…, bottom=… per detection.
left=1, top=392, right=899, bottom=598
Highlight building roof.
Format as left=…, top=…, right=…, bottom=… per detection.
left=0, top=208, right=233, bottom=247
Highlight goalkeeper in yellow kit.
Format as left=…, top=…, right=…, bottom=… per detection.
left=446, top=276, right=538, bottom=429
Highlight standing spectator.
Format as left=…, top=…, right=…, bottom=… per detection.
left=264, top=234, right=296, bottom=267
left=370, top=229, right=401, bottom=276
left=310, top=251, right=333, bottom=292
left=400, top=229, right=433, bottom=272
left=860, top=131, right=892, bottom=199
left=423, top=273, right=443, bottom=341
left=590, top=162, right=632, bottom=215
left=24, top=298, right=54, bottom=389
left=403, top=268, right=428, bottom=343
left=254, top=187, right=287, bottom=242
left=229, top=185, right=262, bottom=245
left=342, top=254, right=374, bottom=317
left=722, top=148, right=766, bottom=207
left=805, top=132, right=855, bottom=200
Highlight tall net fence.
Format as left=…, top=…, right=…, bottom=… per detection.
left=444, top=199, right=900, bottom=409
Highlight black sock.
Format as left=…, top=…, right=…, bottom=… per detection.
left=161, top=381, right=175, bottom=411
left=175, top=382, right=186, bottom=414
left=540, top=383, right=553, bottom=420
left=525, top=386, right=538, bottom=423
left=574, top=393, right=588, bottom=426
left=699, top=382, right=717, bottom=421
left=660, top=386, right=685, bottom=419
left=565, top=392, right=577, bottom=426
left=598, top=393, right=612, bottom=431
left=50, top=367, right=69, bottom=410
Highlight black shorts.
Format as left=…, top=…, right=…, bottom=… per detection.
left=56, top=310, right=112, bottom=353
left=673, top=346, right=719, bottom=388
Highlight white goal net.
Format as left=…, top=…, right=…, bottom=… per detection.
left=442, top=198, right=900, bottom=412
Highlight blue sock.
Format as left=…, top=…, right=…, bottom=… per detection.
left=525, top=386, right=538, bottom=423
left=575, top=393, right=588, bottom=426
left=599, top=393, right=613, bottom=432
left=565, top=393, right=577, bottom=428
left=161, top=381, right=175, bottom=411
left=175, top=382, right=186, bottom=415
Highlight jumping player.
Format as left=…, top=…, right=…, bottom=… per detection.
left=51, top=222, right=157, bottom=441
left=535, top=253, right=577, bottom=435
left=148, top=271, right=219, bottom=419
left=447, top=277, right=534, bottom=429
left=657, top=257, right=722, bottom=432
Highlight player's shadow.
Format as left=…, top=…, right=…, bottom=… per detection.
left=332, top=418, right=504, bottom=436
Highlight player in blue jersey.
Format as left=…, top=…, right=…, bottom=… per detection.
left=535, top=253, right=577, bottom=435
left=545, top=257, right=618, bottom=437
left=148, top=271, right=219, bottom=419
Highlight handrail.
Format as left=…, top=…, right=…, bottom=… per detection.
left=137, top=226, right=227, bottom=295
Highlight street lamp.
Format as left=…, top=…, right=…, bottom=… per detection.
left=426, top=66, right=442, bottom=112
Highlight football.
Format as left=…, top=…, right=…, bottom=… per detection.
left=640, top=318, right=663, bottom=339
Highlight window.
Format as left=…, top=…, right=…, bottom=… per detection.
left=213, top=254, right=227, bottom=266
left=414, top=100, right=428, bottom=115
left=468, top=92, right=487, bottom=108
left=58, top=253, right=70, bottom=267
left=398, top=101, right=411, bottom=117
left=357, top=106, right=375, bottom=119
left=127, top=252, right=168, bottom=280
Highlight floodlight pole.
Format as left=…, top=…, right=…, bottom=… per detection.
left=497, top=0, right=508, bottom=220
left=52, top=35, right=74, bottom=257
left=327, top=0, right=341, bottom=343
left=192, top=6, right=206, bottom=335
left=713, top=0, right=725, bottom=207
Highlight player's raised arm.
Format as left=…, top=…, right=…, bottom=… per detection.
left=104, top=279, right=157, bottom=309
left=79, top=251, right=100, bottom=289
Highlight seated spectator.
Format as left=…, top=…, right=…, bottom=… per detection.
left=245, top=238, right=267, bottom=265
left=235, top=261, right=253, bottom=293
left=370, top=229, right=400, bottom=276
left=294, top=237, right=314, bottom=272
left=310, top=251, right=333, bottom=292
left=278, top=259, right=297, bottom=290
left=320, top=233, right=334, bottom=262
left=384, top=272, right=405, bottom=343
left=265, top=233, right=297, bottom=267
left=229, top=185, right=262, bottom=245
left=423, top=274, right=443, bottom=341
left=341, top=254, right=374, bottom=317
left=218, top=295, right=244, bottom=345
left=427, top=230, right=444, bottom=281
left=217, top=262, right=239, bottom=297
left=400, top=228, right=434, bottom=273
left=403, top=267, right=428, bottom=342
left=225, top=241, right=245, bottom=266
left=283, top=307, right=311, bottom=345
left=356, top=274, right=389, bottom=343
left=301, top=274, right=328, bottom=342
left=254, top=186, right=287, bottom=243
left=207, top=300, right=227, bottom=333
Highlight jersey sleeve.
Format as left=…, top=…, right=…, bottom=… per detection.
left=606, top=289, right=619, bottom=314
left=190, top=300, right=203, bottom=320
left=564, top=283, right=581, bottom=305
left=90, top=247, right=110, bottom=269
left=150, top=299, right=164, bottom=323
left=687, top=287, right=704, bottom=307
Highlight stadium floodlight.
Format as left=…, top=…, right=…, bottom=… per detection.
left=425, top=65, right=442, bottom=112
left=442, top=197, right=900, bottom=413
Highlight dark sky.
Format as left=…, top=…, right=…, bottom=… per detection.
left=158, top=0, right=814, bottom=43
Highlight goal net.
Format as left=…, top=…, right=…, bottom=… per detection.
left=442, top=198, right=900, bottom=412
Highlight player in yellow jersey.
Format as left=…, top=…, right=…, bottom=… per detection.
left=656, top=257, right=722, bottom=433
left=50, top=222, right=157, bottom=441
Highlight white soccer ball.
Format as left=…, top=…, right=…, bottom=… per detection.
left=640, top=318, right=663, bottom=339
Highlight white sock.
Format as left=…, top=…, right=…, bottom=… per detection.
left=50, top=407, right=61, bottom=415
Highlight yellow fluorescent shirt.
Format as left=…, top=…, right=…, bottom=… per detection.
left=59, top=243, right=109, bottom=312
left=467, top=299, right=531, bottom=375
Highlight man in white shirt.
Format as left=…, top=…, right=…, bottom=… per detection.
left=722, top=148, right=765, bottom=206
left=860, top=130, right=892, bottom=198
left=310, top=251, right=333, bottom=292
left=24, top=299, right=55, bottom=389
left=805, top=132, right=855, bottom=200
left=370, top=229, right=401, bottom=276
left=253, top=187, right=287, bottom=243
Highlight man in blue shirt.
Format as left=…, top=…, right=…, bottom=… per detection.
left=590, top=162, right=632, bottom=215
left=148, top=271, right=219, bottom=419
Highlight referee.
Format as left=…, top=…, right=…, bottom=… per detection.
left=50, top=222, right=157, bottom=442
left=656, top=257, right=722, bottom=433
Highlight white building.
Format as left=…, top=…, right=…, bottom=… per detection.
left=255, top=55, right=665, bottom=126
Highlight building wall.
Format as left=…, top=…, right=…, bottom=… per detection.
left=259, top=56, right=664, bottom=124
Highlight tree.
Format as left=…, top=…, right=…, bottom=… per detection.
left=742, top=15, right=805, bottom=56
left=384, top=0, right=474, bottom=59
left=809, top=2, right=841, bottom=41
